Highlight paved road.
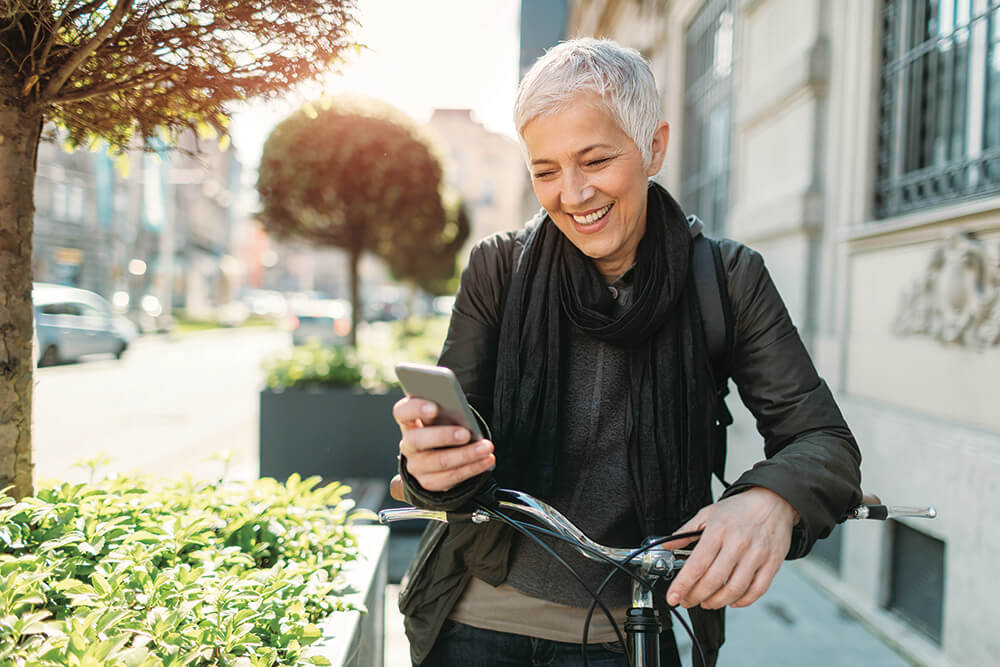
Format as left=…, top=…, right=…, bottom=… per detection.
left=32, top=327, right=287, bottom=484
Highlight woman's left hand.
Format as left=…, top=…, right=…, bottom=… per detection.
left=662, top=487, right=800, bottom=610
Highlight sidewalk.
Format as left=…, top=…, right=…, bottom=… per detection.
left=382, top=560, right=913, bottom=666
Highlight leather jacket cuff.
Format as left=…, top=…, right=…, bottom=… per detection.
left=398, top=456, right=488, bottom=512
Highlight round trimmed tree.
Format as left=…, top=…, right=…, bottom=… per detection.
left=256, top=97, right=462, bottom=345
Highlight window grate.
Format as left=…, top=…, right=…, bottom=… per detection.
left=876, top=0, right=1000, bottom=219
left=886, top=520, right=946, bottom=644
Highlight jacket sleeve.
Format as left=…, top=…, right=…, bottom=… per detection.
left=717, top=239, right=862, bottom=558
left=399, top=232, right=518, bottom=511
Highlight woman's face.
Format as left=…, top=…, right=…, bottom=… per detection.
left=522, top=92, right=668, bottom=279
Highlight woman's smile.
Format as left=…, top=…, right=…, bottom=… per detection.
left=570, top=202, right=614, bottom=229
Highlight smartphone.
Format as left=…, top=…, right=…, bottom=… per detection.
left=394, top=362, right=484, bottom=442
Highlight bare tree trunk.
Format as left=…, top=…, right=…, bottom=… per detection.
left=0, top=80, right=42, bottom=500
left=348, top=248, right=360, bottom=348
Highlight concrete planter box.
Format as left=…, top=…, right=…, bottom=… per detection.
left=313, top=524, right=389, bottom=667
left=259, top=386, right=404, bottom=482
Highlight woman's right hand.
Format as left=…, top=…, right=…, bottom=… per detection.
left=394, top=396, right=496, bottom=492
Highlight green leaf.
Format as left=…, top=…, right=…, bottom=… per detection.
left=96, top=609, right=130, bottom=633
left=300, top=623, right=321, bottom=640
left=91, top=573, right=110, bottom=596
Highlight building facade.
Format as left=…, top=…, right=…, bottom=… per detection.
left=567, top=1, right=999, bottom=665
left=33, top=138, right=119, bottom=297
left=33, top=130, right=245, bottom=323
left=426, top=109, right=526, bottom=256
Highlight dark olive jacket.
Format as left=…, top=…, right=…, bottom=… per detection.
left=398, top=228, right=863, bottom=665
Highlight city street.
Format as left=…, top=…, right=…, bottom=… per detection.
left=32, top=327, right=287, bottom=484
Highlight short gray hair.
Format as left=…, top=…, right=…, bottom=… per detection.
left=514, top=37, right=660, bottom=167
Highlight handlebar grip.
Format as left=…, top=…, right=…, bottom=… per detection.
left=377, top=507, right=447, bottom=523
left=847, top=504, right=937, bottom=520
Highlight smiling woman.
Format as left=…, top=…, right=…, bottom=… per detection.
left=392, top=37, right=863, bottom=667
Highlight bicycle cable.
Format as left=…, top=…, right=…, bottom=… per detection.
left=484, top=497, right=707, bottom=667
left=487, top=513, right=649, bottom=587
left=477, top=503, right=631, bottom=654
left=581, top=530, right=707, bottom=667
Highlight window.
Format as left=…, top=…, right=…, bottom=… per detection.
left=886, top=520, right=946, bottom=644
left=50, top=180, right=85, bottom=223
left=76, top=303, right=106, bottom=319
left=875, top=0, right=1000, bottom=218
left=682, top=0, right=734, bottom=235
left=41, top=302, right=81, bottom=316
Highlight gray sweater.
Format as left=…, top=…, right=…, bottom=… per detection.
left=505, top=272, right=642, bottom=609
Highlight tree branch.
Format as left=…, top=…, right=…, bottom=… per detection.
left=50, top=70, right=172, bottom=104
left=38, top=0, right=100, bottom=72
left=39, top=0, right=129, bottom=102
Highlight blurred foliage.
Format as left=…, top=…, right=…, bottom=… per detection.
left=263, top=316, right=451, bottom=393
left=0, top=473, right=365, bottom=666
left=262, top=341, right=386, bottom=393
left=389, top=315, right=451, bottom=363
left=356, top=316, right=450, bottom=387
left=256, top=97, right=466, bottom=343
left=1, top=1, right=359, bottom=154
left=385, top=195, right=471, bottom=296
left=172, top=314, right=276, bottom=335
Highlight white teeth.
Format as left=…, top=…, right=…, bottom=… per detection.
left=571, top=203, right=612, bottom=225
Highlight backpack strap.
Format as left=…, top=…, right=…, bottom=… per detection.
left=689, top=216, right=735, bottom=487
left=689, top=217, right=733, bottom=386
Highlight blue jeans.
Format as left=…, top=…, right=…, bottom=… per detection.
left=417, top=620, right=682, bottom=667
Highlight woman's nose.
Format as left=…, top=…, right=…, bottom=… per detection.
left=561, top=170, right=595, bottom=207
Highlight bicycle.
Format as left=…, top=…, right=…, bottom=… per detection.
left=379, top=484, right=936, bottom=667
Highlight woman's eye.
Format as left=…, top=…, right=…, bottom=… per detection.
left=533, top=170, right=555, bottom=179
left=585, top=157, right=611, bottom=167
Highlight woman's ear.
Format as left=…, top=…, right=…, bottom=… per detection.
left=646, top=121, right=670, bottom=176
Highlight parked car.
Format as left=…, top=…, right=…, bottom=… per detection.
left=289, top=299, right=351, bottom=347
left=33, top=282, right=134, bottom=366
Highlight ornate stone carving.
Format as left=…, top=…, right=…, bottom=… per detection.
left=892, top=231, right=1000, bottom=348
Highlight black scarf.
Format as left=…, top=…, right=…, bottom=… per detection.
left=491, top=182, right=715, bottom=532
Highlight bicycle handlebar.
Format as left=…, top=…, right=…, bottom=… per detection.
left=379, top=487, right=935, bottom=667
left=378, top=491, right=937, bottom=543
left=379, top=487, right=689, bottom=577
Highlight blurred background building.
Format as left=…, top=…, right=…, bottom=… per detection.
left=553, top=1, right=999, bottom=665
left=426, top=108, right=526, bottom=257
left=33, top=128, right=247, bottom=328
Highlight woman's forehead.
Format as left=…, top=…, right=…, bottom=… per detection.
left=522, top=98, right=633, bottom=160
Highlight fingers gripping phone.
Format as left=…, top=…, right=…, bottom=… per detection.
left=394, top=362, right=484, bottom=442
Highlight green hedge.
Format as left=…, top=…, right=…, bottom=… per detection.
left=0, top=474, right=366, bottom=666
left=263, top=343, right=368, bottom=392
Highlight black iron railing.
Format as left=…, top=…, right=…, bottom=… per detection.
left=876, top=0, right=1000, bottom=219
